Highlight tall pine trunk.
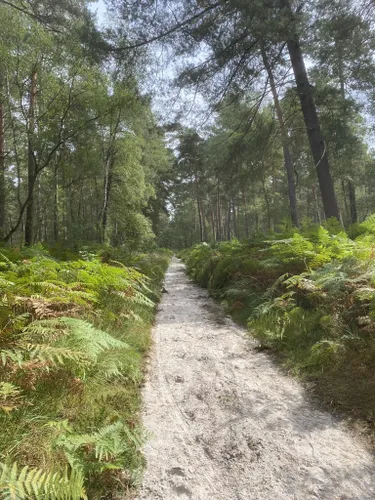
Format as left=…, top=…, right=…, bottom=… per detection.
left=226, top=200, right=231, bottom=240
left=341, top=179, right=350, bottom=223
left=337, top=50, right=358, bottom=224
left=216, top=189, right=222, bottom=241
left=260, top=41, right=299, bottom=227
left=25, top=70, right=38, bottom=246
left=348, top=179, right=357, bottom=224
left=242, top=192, right=250, bottom=237
left=232, top=200, right=238, bottom=238
left=262, top=176, right=272, bottom=232
left=0, top=76, right=5, bottom=239
left=211, top=208, right=216, bottom=242
left=195, top=174, right=205, bottom=242
left=53, top=163, right=59, bottom=242
left=197, top=197, right=204, bottom=242
left=201, top=198, right=207, bottom=241
left=280, top=0, right=340, bottom=221
left=101, top=148, right=114, bottom=243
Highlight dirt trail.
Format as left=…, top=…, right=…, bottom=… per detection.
left=138, top=258, right=375, bottom=500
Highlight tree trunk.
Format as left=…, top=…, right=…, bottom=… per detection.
left=211, top=208, right=216, bottom=242
left=262, top=177, right=272, bottom=232
left=216, top=188, right=222, bottom=241
left=197, top=196, right=204, bottom=242
left=242, top=192, right=250, bottom=237
left=348, top=179, right=357, bottom=224
left=226, top=200, right=231, bottom=240
left=280, top=0, right=340, bottom=221
left=260, top=41, right=299, bottom=227
left=0, top=76, right=5, bottom=239
left=101, top=148, right=114, bottom=243
left=232, top=200, right=238, bottom=238
left=341, top=179, right=349, bottom=224
left=36, top=176, right=43, bottom=242
left=53, top=164, right=59, bottom=242
left=25, top=70, right=38, bottom=246
left=255, top=211, right=259, bottom=232
left=312, top=184, right=322, bottom=224
left=201, top=199, right=207, bottom=241
left=194, top=174, right=203, bottom=243
left=337, top=50, right=358, bottom=225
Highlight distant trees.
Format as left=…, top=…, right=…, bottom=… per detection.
left=0, top=0, right=171, bottom=248
left=112, top=0, right=375, bottom=242
left=2, top=0, right=375, bottom=249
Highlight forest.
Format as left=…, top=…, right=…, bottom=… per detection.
left=0, top=0, right=375, bottom=498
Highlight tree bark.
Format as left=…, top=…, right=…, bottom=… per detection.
left=201, top=199, right=207, bottom=241
left=216, top=188, right=222, bottom=241
left=260, top=41, right=299, bottom=227
left=341, top=179, right=349, bottom=223
left=312, top=184, right=322, bottom=224
left=348, top=179, right=357, bottom=224
left=211, top=208, right=216, bottom=242
left=101, top=147, right=114, bottom=242
left=232, top=200, right=238, bottom=238
left=226, top=199, right=231, bottom=240
left=242, top=191, right=250, bottom=237
left=197, top=197, right=203, bottom=242
left=0, top=76, right=5, bottom=239
left=36, top=176, right=43, bottom=242
left=262, top=176, right=272, bottom=232
left=25, top=70, right=38, bottom=246
left=53, top=163, right=59, bottom=242
left=337, top=49, right=358, bottom=225
left=280, top=0, right=340, bottom=221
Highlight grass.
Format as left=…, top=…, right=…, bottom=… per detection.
left=0, top=246, right=171, bottom=499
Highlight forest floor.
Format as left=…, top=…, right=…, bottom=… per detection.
left=137, top=258, right=375, bottom=500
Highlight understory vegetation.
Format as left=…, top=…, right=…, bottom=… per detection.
left=0, top=246, right=170, bottom=499
left=181, top=218, right=375, bottom=432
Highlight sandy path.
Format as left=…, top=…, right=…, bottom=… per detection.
left=138, top=258, right=375, bottom=500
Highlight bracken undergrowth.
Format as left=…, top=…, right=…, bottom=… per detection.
left=0, top=245, right=171, bottom=499
left=181, top=217, right=375, bottom=436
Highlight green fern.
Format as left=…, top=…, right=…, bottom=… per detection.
left=53, top=421, right=143, bottom=473
left=0, top=462, right=87, bottom=499
left=0, top=249, right=169, bottom=499
left=1, top=319, right=129, bottom=378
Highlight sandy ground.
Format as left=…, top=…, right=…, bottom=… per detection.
left=138, top=258, right=375, bottom=500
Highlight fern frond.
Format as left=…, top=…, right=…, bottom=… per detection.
left=0, top=462, right=87, bottom=500
left=54, top=421, right=143, bottom=471
left=113, top=290, right=154, bottom=308
left=0, top=349, right=25, bottom=367
left=25, top=344, right=89, bottom=367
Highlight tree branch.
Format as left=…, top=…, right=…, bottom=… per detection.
left=111, top=3, right=221, bottom=52
left=0, top=0, right=63, bottom=33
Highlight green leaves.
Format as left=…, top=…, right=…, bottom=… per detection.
left=52, top=420, right=143, bottom=475
left=0, top=249, right=169, bottom=499
left=0, top=462, right=87, bottom=500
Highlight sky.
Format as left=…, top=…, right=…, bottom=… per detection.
left=89, top=0, right=107, bottom=25
left=86, top=1, right=375, bottom=144
left=88, top=0, right=213, bottom=130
